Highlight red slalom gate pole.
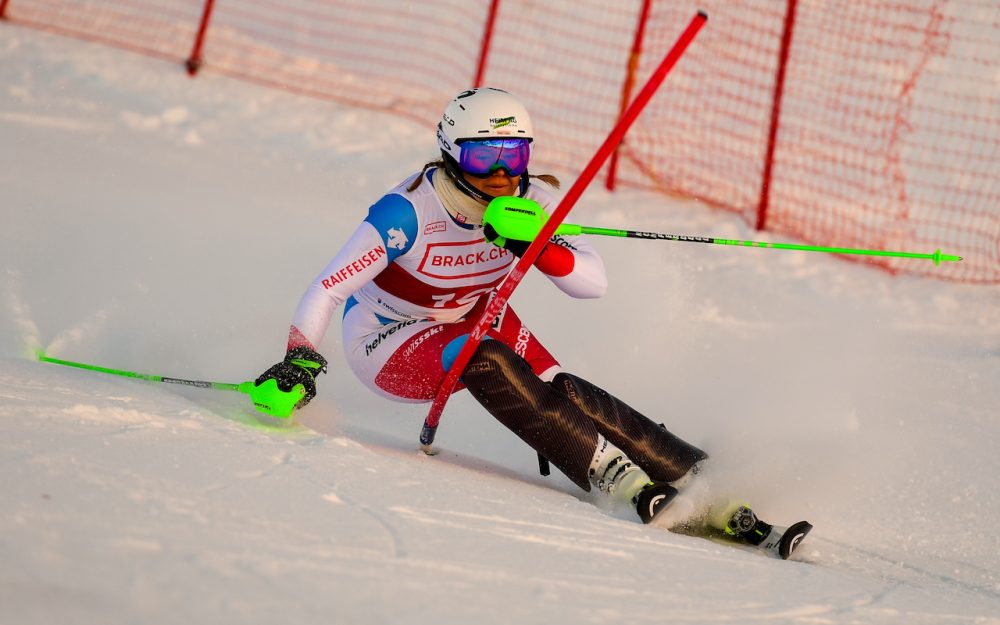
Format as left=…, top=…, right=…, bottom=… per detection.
left=419, top=10, right=708, bottom=452
left=755, top=0, right=798, bottom=231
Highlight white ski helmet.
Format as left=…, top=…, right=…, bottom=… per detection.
left=436, top=87, right=534, bottom=163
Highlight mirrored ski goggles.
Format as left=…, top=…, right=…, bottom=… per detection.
left=458, top=138, right=531, bottom=178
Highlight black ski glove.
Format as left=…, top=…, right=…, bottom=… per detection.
left=254, top=346, right=328, bottom=408
left=484, top=223, right=531, bottom=257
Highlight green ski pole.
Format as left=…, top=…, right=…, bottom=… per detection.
left=554, top=225, right=963, bottom=266
left=35, top=350, right=304, bottom=417
left=37, top=349, right=253, bottom=392
left=484, top=198, right=961, bottom=267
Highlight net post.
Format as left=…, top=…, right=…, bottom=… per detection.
left=186, top=0, right=216, bottom=76
left=606, top=0, right=653, bottom=191
left=755, top=0, right=799, bottom=231
left=473, top=0, right=501, bottom=87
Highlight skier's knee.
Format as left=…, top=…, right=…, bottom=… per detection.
left=442, top=335, right=509, bottom=377
left=552, top=372, right=709, bottom=482
left=441, top=334, right=474, bottom=373
left=462, top=340, right=598, bottom=490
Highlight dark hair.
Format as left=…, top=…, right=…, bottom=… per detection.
left=406, top=159, right=561, bottom=193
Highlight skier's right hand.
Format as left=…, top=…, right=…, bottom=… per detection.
left=482, top=196, right=546, bottom=257
left=482, top=196, right=575, bottom=276
left=251, top=346, right=328, bottom=417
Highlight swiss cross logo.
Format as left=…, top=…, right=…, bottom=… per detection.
left=386, top=227, right=408, bottom=250
left=417, top=240, right=513, bottom=280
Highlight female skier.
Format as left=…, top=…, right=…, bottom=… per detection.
left=252, top=88, right=808, bottom=556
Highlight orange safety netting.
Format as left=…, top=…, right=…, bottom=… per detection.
left=4, top=0, right=997, bottom=282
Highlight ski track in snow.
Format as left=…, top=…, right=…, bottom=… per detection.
left=2, top=25, right=999, bottom=625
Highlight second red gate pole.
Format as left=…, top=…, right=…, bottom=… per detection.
left=186, top=0, right=217, bottom=76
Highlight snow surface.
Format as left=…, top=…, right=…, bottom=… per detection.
left=2, top=27, right=1000, bottom=625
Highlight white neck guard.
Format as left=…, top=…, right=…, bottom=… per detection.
left=433, top=169, right=488, bottom=226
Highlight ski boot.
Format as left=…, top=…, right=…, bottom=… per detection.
left=590, top=437, right=679, bottom=524
left=723, top=504, right=813, bottom=560
left=634, top=482, right=680, bottom=524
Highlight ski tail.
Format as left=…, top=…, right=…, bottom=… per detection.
left=664, top=500, right=814, bottom=560
left=722, top=504, right=813, bottom=560
left=773, top=520, right=813, bottom=560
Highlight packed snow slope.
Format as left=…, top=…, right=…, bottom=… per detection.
left=2, top=28, right=999, bottom=625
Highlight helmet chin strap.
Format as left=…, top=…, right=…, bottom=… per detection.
left=441, top=152, right=529, bottom=204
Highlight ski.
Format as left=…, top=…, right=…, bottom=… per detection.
left=647, top=498, right=813, bottom=560
left=747, top=519, right=814, bottom=560
left=717, top=505, right=812, bottom=560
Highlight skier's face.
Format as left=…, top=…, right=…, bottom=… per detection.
left=463, top=169, right=521, bottom=204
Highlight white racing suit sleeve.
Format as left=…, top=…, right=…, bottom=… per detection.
left=287, top=192, right=420, bottom=351
left=288, top=222, right=390, bottom=350
left=522, top=186, right=607, bottom=299
left=540, top=232, right=608, bottom=299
